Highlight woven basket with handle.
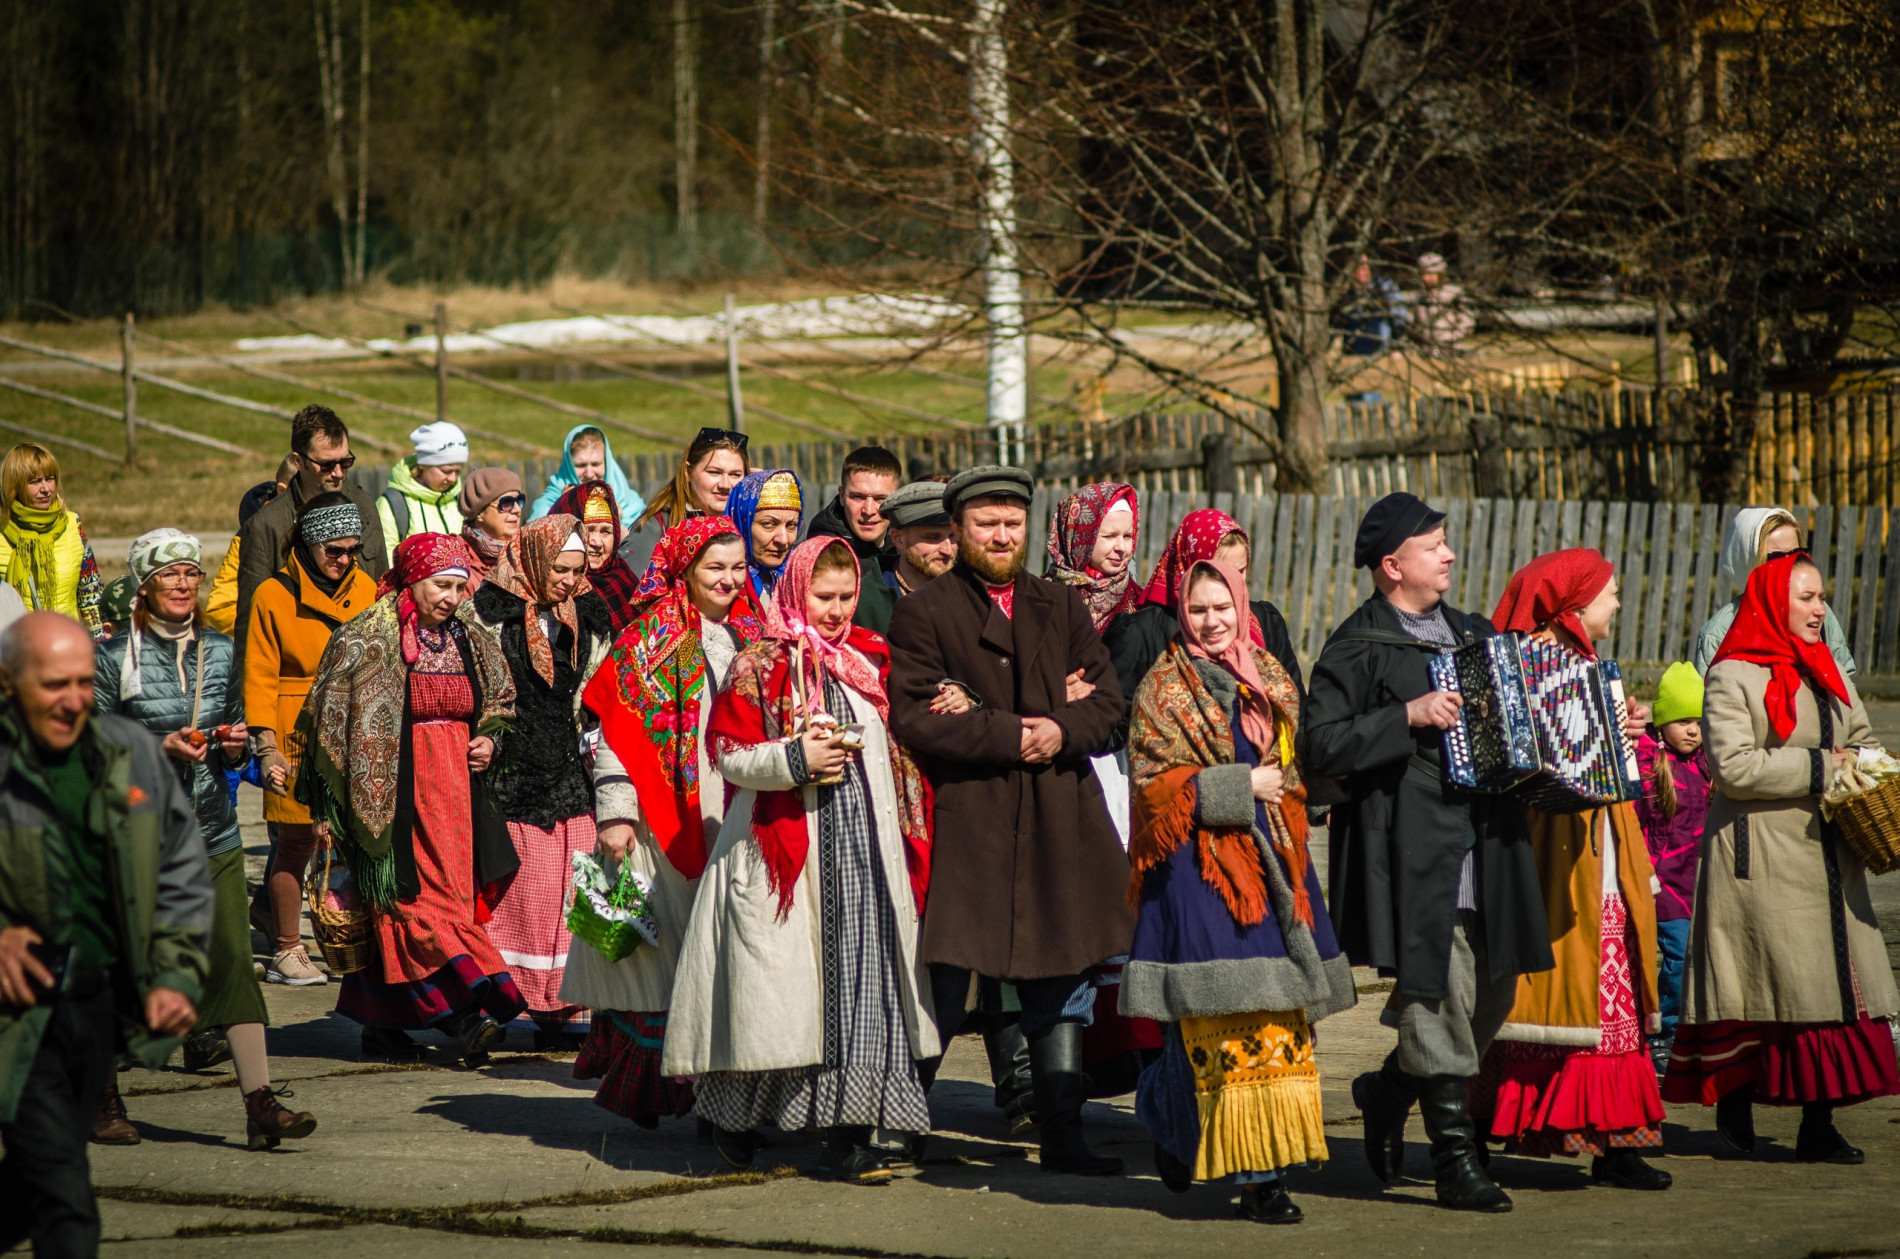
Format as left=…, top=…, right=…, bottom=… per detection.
left=1830, top=777, right=1900, bottom=877
left=304, top=842, right=374, bottom=975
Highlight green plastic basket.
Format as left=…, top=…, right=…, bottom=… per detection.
left=567, top=851, right=658, bottom=963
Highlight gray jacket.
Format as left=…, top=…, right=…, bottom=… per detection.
left=95, top=626, right=245, bottom=856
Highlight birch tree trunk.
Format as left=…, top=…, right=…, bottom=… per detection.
left=673, top=0, right=699, bottom=263
left=314, top=0, right=355, bottom=284
left=753, top=0, right=775, bottom=227
left=971, top=0, right=1027, bottom=445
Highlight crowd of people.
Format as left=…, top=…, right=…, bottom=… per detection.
left=1, top=401, right=1896, bottom=1255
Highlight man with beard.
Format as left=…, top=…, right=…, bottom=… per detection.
left=888, top=466, right=1134, bottom=1177
left=881, top=478, right=957, bottom=594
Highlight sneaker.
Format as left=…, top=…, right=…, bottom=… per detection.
left=265, top=945, right=328, bottom=986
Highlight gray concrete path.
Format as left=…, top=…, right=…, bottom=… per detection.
left=43, top=711, right=1900, bottom=1257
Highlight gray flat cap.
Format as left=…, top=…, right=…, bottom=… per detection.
left=944, top=464, right=1033, bottom=516
left=883, top=479, right=950, bottom=528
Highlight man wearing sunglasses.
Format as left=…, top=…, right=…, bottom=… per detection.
left=232, top=405, right=391, bottom=666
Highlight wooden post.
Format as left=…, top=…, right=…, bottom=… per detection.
left=1653, top=296, right=1669, bottom=389
left=1201, top=432, right=1236, bottom=502
left=434, top=302, right=449, bottom=424
left=724, top=291, right=745, bottom=432
left=121, top=312, right=137, bottom=464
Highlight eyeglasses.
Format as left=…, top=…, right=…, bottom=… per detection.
left=495, top=494, right=526, bottom=512
left=151, top=568, right=203, bottom=587
left=301, top=453, right=357, bottom=474
left=321, top=542, right=364, bottom=560
left=693, top=426, right=749, bottom=452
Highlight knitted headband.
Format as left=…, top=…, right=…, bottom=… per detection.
left=301, top=500, right=364, bottom=546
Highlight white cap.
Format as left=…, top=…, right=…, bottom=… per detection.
left=1416, top=252, right=1448, bottom=273
left=410, top=421, right=470, bottom=467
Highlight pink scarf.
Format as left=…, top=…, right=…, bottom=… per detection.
left=762, top=537, right=889, bottom=721
left=1176, top=559, right=1276, bottom=756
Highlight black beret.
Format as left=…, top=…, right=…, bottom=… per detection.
left=1353, top=492, right=1447, bottom=569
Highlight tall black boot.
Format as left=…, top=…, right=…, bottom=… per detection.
left=1796, top=1101, right=1865, bottom=1165
left=1714, top=1082, right=1755, bottom=1155
left=984, top=1020, right=1037, bottom=1133
left=1417, top=1075, right=1511, bottom=1212
left=1029, top=1021, right=1123, bottom=1176
left=1351, top=1051, right=1418, bottom=1184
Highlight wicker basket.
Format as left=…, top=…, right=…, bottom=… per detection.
left=305, top=843, right=373, bottom=975
left=1829, top=777, right=1900, bottom=877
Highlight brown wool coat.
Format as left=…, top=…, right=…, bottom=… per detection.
left=887, top=564, right=1135, bottom=980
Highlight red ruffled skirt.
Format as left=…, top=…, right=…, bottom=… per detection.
left=1474, top=893, right=1665, bottom=1157
left=573, top=1011, right=696, bottom=1122
left=1662, top=1016, right=1899, bottom=1107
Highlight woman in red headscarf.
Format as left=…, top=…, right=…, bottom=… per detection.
left=297, top=533, right=523, bottom=1068
left=474, top=514, right=613, bottom=1048
left=1665, top=552, right=1898, bottom=1164
left=660, top=536, right=938, bottom=1184
left=1469, top=548, right=1671, bottom=1189
left=562, top=515, right=750, bottom=1127
left=554, top=481, right=644, bottom=633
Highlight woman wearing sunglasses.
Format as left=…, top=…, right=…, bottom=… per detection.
left=457, top=468, right=527, bottom=593
left=243, top=492, right=380, bottom=989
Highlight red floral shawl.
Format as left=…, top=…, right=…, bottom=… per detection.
left=1138, top=507, right=1264, bottom=646
left=1047, top=482, right=1140, bottom=632
left=581, top=515, right=742, bottom=880
left=1712, top=551, right=1851, bottom=740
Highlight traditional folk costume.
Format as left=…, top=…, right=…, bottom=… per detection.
left=475, top=515, right=612, bottom=1043
left=1124, top=560, right=1354, bottom=1223
left=1665, top=554, right=1900, bottom=1163
left=1468, top=550, right=1670, bottom=1189
left=554, top=482, right=644, bottom=634
left=663, top=537, right=939, bottom=1182
left=299, top=533, right=525, bottom=1066
left=564, top=515, right=747, bottom=1125
left=725, top=468, right=804, bottom=608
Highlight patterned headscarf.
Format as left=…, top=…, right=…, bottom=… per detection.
left=1047, top=483, right=1140, bottom=632
left=378, top=532, right=474, bottom=664
left=490, top=514, right=592, bottom=685
left=725, top=468, right=804, bottom=602
left=762, top=536, right=888, bottom=721
left=554, top=482, right=642, bottom=632
left=1139, top=508, right=1264, bottom=646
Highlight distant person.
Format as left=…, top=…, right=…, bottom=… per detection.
left=234, top=405, right=390, bottom=662
left=808, top=445, right=901, bottom=633
left=456, top=467, right=525, bottom=592
left=624, top=427, right=749, bottom=574
left=0, top=443, right=106, bottom=636
left=376, top=422, right=468, bottom=554
left=207, top=456, right=297, bottom=635
left=1694, top=508, right=1854, bottom=677
left=529, top=424, right=647, bottom=525
left=1412, top=253, right=1475, bottom=355
left=1337, top=256, right=1406, bottom=357
left=0, top=612, right=211, bottom=1259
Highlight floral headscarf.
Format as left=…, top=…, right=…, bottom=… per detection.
left=1047, top=482, right=1140, bottom=632
left=725, top=468, right=804, bottom=602
left=490, top=513, right=592, bottom=685
left=378, top=532, right=475, bottom=664
left=1139, top=508, right=1264, bottom=646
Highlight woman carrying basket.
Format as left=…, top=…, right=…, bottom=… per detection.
left=1664, top=551, right=1900, bottom=1162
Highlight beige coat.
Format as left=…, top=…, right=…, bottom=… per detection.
left=1688, top=660, right=1900, bottom=1026
left=661, top=681, right=940, bottom=1077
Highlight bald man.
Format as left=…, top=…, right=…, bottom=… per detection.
left=0, top=612, right=212, bottom=1259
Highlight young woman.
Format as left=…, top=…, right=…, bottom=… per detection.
left=1472, top=549, right=1670, bottom=1190
left=1694, top=508, right=1855, bottom=676
left=1666, top=552, right=1899, bottom=1162
left=298, top=533, right=524, bottom=1068
left=724, top=468, right=804, bottom=606
left=0, top=443, right=105, bottom=635
left=94, top=529, right=317, bottom=1150
left=244, top=493, right=379, bottom=988
left=1124, top=559, right=1354, bottom=1224
left=529, top=424, right=646, bottom=524
left=624, top=428, right=750, bottom=573
left=553, top=481, right=643, bottom=633
left=475, top=514, right=612, bottom=1049
left=564, top=516, right=750, bottom=1127
left=662, top=537, right=937, bottom=1184
left=458, top=468, right=525, bottom=592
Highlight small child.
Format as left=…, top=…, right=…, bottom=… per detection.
left=1633, top=662, right=1710, bottom=1075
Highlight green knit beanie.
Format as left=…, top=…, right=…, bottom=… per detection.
left=1652, top=661, right=1704, bottom=727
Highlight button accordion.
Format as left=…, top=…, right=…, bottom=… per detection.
left=1428, top=633, right=1644, bottom=813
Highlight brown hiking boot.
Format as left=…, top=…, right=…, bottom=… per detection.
left=244, top=1084, right=318, bottom=1150
left=92, top=1080, right=140, bottom=1145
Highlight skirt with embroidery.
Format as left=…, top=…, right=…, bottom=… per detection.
left=1136, top=1009, right=1327, bottom=1180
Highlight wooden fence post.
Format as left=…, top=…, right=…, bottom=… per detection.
left=1202, top=432, right=1236, bottom=502
left=1470, top=411, right=1506, bottom=498
left=121, top=312, right=137, bottom=464
left=724, top=291, right=745, bottom=432
left=434, top=302, right=449, bottom=424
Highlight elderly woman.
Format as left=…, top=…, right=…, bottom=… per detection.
left=1694, top=509, right=1855, bottom=677
left=662, top=537, right=937, bottom=1184
left=624, top=427, right=750, bottom=573
left=94, top=529, right=315, bottom=1150
left=1123, top=559, right=1354, bottom=1225
left=297, top=533, right=524, bottom=1068
left=1665, top=552, right=1900, bottom=1163
left=1472, top=550, right=1669, bottom=1191
left=475, top=514, right=612, bottom=1049
left=564, top=516, right=750, bottom=1127
left=553, top=481, right=643, bottom=632
left=0, top=442, right=105, bottom=635
left=725, top=468, right=804, bottom=607
left=457, top=467, right=525, bottom=592
left=244, top=492, right=379, bottom=988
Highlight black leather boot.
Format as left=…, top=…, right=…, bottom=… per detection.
left=1715, top=1083, right=1755, bottom=1155
left=1591, top=1149, right=1672, bottom=1189
left=984, top=1021, right=1037, bottom=1134
left=1418, top=1075, right=1511, bottom=1212
left=1796, top=1102, right=1865, bottom=1165
left=1351, top=1051, right=1418, bottom=1184
left=1029, top=1021, right=1123, bottom=1176
left=819, top=1126, right=895, bottom=1185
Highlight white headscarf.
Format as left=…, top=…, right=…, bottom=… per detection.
left=1719, top=507, right=1799, bottom=587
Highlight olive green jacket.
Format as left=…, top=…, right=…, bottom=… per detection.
left=0, top=709, right=212, bottom=1122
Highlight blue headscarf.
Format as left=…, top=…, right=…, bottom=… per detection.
left=725, top=468, right=805, bottom=601
left=528, top=423, right=647, bottom=524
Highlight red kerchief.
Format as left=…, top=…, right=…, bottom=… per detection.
left=1491, top=548, right=1615, bottom=659
left=1712, top=551, right=1850, bottom=740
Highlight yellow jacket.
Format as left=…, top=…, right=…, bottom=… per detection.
left=205, top=538, right=241, bottom=634
left=0, top=509, right=93, bottom=628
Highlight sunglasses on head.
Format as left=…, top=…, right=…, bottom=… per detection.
left=1765, top=547, right=1811, bottom=563
left=693, top=426, right=749, bottom=452
left=302, top=453, right=357, bottom=474
left=321, top=542, right=364, bottom=560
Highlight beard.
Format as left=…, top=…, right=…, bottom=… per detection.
left=959, top=533, right=1028, bottom=585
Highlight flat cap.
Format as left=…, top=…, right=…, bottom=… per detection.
left=944, top=464, right=1033, bottom=516
left=882, top=479, right=950, bottom=528
left=1354, top=491, right=1447, bottom=569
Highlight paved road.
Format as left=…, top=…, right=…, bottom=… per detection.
left=53, top=711, right=1900, bottom=1258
